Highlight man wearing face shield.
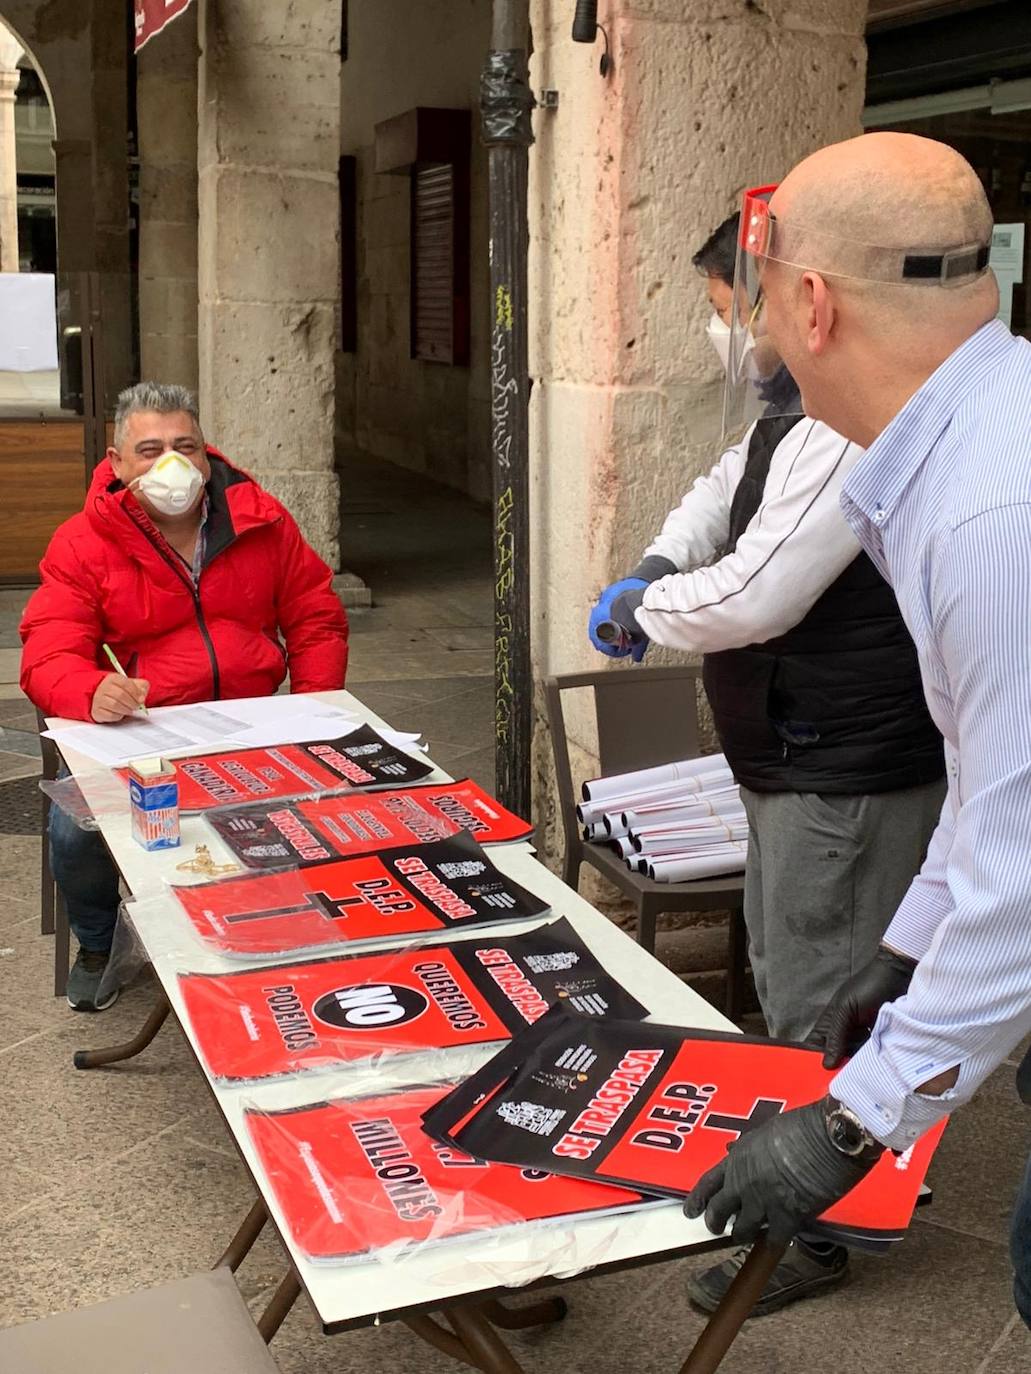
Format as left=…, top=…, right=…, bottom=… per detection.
left=20, top=382, right=349, bottom=1011
left=588, top=215, right=945, bottom=1313
left=682, top=136, right=1031, bottom=1335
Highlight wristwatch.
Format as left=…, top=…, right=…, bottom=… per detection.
left=822, top=1097, right=884, bottom=1163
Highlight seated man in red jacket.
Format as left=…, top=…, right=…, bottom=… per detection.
left=20, top=381, right=349, bottom=1011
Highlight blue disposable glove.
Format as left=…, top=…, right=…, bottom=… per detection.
left=589, top=578, right=649, bottom=662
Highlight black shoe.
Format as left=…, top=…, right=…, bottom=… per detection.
left=687, top=1239, right=849, bottom=1317
left=67, top=948, right=119, bottom=1013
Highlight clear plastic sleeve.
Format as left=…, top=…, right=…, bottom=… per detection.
left=204, top=778, right=534, bottom=872
left=154, top=830, right=551, bottom=962
left=174, top=916, right=648, bottom=1085
left=39, top=773, right=128, bottom=831
left=244, top=1080, right=660, bottom=1284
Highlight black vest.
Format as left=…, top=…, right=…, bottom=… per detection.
left=702, top=417, right=945, bottom=794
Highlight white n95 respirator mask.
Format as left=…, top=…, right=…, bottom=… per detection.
left=706, top=312, right=757, bottom=378
left=131, top=451, right=205, bottom=516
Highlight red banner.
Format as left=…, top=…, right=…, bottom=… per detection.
left=177, top=918, right=647, bottom=1082
left=247, top=1085, right=651, bottom=1262
left=424, top=1007, right=947, bottom=1252
left=172, top=832, right=551, bottom=960
left=134, top=0, right=194, bottom=52
left=118, top=726, right=434, bottom=812
left=207, top=780, right=534, bottom=869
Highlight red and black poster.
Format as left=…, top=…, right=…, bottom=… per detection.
left=172, top=832, right=550, bottom=959
left=135, top=0, right=194, bottom=52
left=246, top=1083, right=653, bottom=1262
left=178, top=918, right=648, bottom=1082
left=206, top=779, right=533, bottom=870
left=423, top=1006, right=946, bottom=1251
left=119, top=726, right=434, bottom=813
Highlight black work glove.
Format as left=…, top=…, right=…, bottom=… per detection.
left=683, top=1098, right=882, bottom=1247
left=807, top=946, right=917, bottom=1069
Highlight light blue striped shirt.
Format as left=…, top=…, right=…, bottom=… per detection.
left=832, top=318, right=1031, bottom=1151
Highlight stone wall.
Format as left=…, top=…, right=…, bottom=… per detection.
left=136, top=6, right=198, bottom=393
left=197, top=0, right=341, bottom=567
left=527, top=0, right=869, bottom=854
left=338, top=0, right=491, bottom=502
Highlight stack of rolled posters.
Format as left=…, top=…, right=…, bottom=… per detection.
left=577, top=754, right=746, bottom=883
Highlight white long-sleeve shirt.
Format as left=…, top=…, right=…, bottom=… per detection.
left=831, top=320, right=1031, bottom=1150
left=633, top=419, right=866, bottom=652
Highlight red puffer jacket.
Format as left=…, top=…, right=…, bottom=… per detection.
left=21, top=448, right=349, bottom=721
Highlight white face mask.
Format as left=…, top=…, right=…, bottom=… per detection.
left=705, top=313, right=732, bottom=372
left=131, top=450, right=204, bottom=517
left=706, top=312, right=757, bottom=379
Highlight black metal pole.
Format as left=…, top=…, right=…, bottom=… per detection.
left=482, top=2, right=534, bottom=820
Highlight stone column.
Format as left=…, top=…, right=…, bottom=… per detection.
left=197, top=0, right=341, bottom=568
left=0, top=28, right=23, bottom=272
left=527, top=0, right=869, bottom=849
left=136, top=5, right=198, bottom=390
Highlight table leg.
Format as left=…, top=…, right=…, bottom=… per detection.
left=677, top=1237, right=787, bottom=1373
left=404, top=1314, right=481, bottom=1367
left=480, top=1296, right=568, bottom=1329
left=215, top=1198, right=268, bottom=1273
left=72, top=993, right=171, bottom=1069
left=447, top=1305, right=528, bottom=1374
left=257, top=1268, right=302, bottom=1343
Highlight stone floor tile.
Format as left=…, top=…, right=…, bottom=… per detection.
left=981, top=1315, right=1031, bottom=1372
left=424, top=626, right=495, bottom=652
left=0, top=1128, right=257, bottom=1327
left=0, top=891, right=39, bottom=934
left=0, top=754, right=39, bottom=781
left=429, top=742, right=496, bottom=793
left=0, top=985, right=206, bottom=1183
left=346, top=648, right=494, bottom=683
left=0, top=647, right=22, bottom=684
left=921, top=1064, right=1029, bottom=1244
left=408, top=680, right=496, bottom=750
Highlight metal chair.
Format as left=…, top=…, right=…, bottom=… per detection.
left=37, top=708, right=71, bottom=996
left=543, top=666, right=748, bottom=1021
left=0, top=1268, right=282, bottom=1372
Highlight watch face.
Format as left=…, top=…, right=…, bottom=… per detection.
left=829, top=1111, right=864, bottom=1156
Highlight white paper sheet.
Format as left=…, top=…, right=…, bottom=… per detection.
left=43, top=695, right=362, bottom=768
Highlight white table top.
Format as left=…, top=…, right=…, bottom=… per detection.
left=54, top=691, right=735, bottom=1331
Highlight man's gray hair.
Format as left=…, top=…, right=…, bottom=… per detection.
left=114, top=381, right=201, bottom=448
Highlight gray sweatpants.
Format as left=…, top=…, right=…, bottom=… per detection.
left=739, top=780, right=946, bottom=1043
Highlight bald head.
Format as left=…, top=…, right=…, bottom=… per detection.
left=757, top=133, right=999, bottom=445
left=774, top=132, right=993, bottom=272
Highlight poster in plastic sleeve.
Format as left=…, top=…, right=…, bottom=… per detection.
left=178, top=918, right=648, bottom=1082
left=423, top=1006, right=947, bottom=1251
left=206, top=779, right=533, bottom=870
left=172, top=832, right=550, bottom=959
left=118, top=725, right=434, bottom=812
left=246, top=1083, right=657, bottom=1263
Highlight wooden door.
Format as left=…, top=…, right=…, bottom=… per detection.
left=0, top=419, right=88, bottom=583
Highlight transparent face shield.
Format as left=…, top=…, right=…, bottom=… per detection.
left=722, top=186, right=802, bottom=440
left=722, top=182, right=992, bottom=441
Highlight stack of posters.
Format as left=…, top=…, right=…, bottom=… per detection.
left=170, top=832, right=550, bottom=960
left=422, top=1005, right=945, bottom=1252
left=119, top=724, right=434, bottom=812
left=206, top=779, right=534, bottom=869
left=245, top=1083, right=657, bottom=1263
left=178, top=918, right=647, bottom=1082
left=577, top=754, right=746, bottom=883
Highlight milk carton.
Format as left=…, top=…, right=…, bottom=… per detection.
left=128, top=756, right=180, bottom=851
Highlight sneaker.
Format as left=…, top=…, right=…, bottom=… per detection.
left=686, top=1239, right=849, bottom=1317
left=66, top=949, right=120, bottom=1013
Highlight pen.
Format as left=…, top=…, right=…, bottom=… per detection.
left=101, top=642, right=149, bottom=718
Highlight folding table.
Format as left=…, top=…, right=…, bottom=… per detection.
left=50, top=690, right=777, bottom=1373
